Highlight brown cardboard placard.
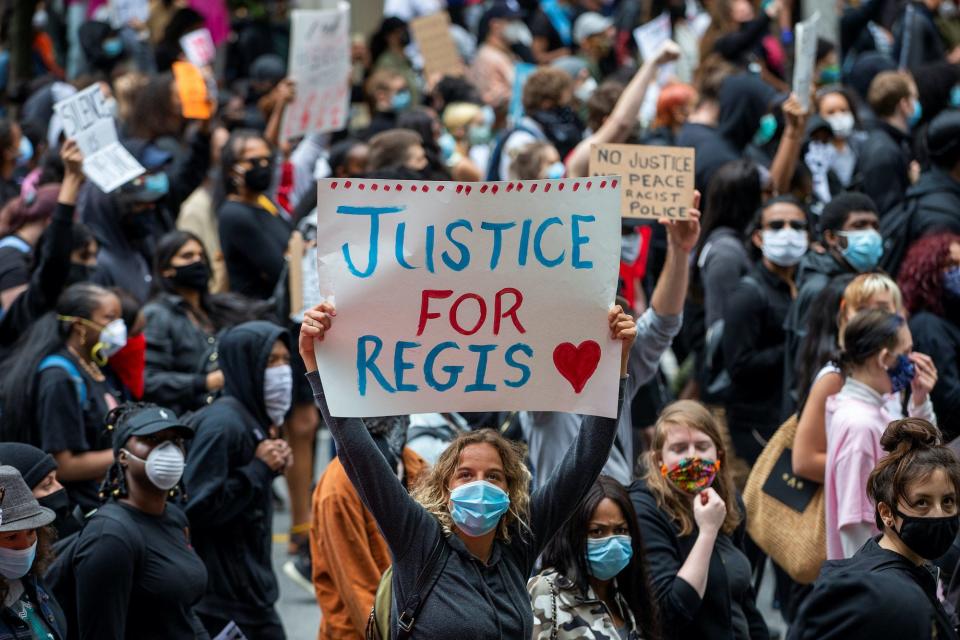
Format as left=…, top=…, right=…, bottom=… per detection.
left=589, top=143, right=695, bottom=219
left=410, top=12, right=464, bottom=78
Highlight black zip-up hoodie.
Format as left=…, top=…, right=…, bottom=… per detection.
left=789, top=537, right=959, bottom=640
left=183, top=320, right=288, bottom=627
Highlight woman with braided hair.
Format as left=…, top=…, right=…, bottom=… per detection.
left=73, top=402, right=210, bottom=639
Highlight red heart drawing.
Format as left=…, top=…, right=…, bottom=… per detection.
left=553, top=341, right=602, bottom=394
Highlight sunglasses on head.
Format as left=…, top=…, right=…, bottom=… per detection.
left=765, top=220, right=807, bottom=231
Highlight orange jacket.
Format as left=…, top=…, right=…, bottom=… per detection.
left=310, top=447, right=427, bottom=640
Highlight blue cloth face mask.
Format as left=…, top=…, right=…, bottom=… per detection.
left=102, top=37, right=124, bottom=58
left=585, top=535, right=633, bottom=580
left=886, top=353, right=916, bottom=394
left=448, top=480, right=510, bottom=537
left=753, top=113, right=778, bottom=146
left=944, top=266, right=960, bottom=298
left=951, top=85, right=960, bottom=108
left=838, top=229, right=883, bottom=272
left=544, top=161, right=565, bottom=179
left=0, top=541, right=37, bottom=580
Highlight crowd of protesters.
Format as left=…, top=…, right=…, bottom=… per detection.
left=0, top=0, right=958, bottom=638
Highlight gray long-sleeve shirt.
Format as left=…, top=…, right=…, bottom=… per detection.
left=520, top=307, right=682, bottom=488
left=308, top=370, right=624, bottom=639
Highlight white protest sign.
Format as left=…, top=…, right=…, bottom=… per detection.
left=633, top=14, right=676, bottom=126
left=179, top=28, right=216, bottom=68
left=282, top=4, right=351, bottom=140
left=793, top=12, right=820, bottom=111
left=313, top=177, right=623, bottom=418
left=54, top=84, right=145, bottom=193
left=109, top=0, right=148, bottom=28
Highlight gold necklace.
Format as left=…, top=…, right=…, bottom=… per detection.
left=66, top=345, right=105, bottom=382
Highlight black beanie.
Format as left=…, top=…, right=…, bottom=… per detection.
left=0, top=443, right=58, bottom=489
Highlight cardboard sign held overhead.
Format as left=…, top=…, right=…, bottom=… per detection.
left=311, top=177, right=622, bottom=418
left=793, top=12, right=820, bottom=111
left=410, top=12, right=464, bottom=78
left=173, top=62, right=212, bottom=120
left=589, top=143, right=695, bottom=219
left=282, top=3, right=352, bottom=140
left=179, top=28, right=216, bottom=68
left=53, top=84, right=145, bottom=193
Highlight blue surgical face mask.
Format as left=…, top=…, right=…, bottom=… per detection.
left=102, top=37, right=124, bottom=58
left=0, top=540, right=37, bottom=580
left=838, top=229, right=883, bottom=272
left=944, top=266, right=960, bottom=299
left=585, top=535, right=633, bottom=580
left=886, top=353, right=916, bottom=394
left=545, top=161, right=565, bottom=179
left=907, top=98, right=922, bottom=128
left=753, top=113, right=778, bottom=146
left=391, top=89, right=411, bottom=112
left=438, top=131, right=457, bottom=162
left=16, top=135, right=33, bottom=167
left=951, top=85, right=960, bottom=109
left=448, top=480, right=510, bottom=537
left=468, top=124, right=492, bottom=146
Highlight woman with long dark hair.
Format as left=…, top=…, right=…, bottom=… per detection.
left=74, top=402, right=209, bottom=638
left=529, top=475, right=660, bottom=640
left=0, top=282, right=125, bottom=513
left=216, top=129, right=291, bottom=301
left=143, top=229, right=265, bottom=415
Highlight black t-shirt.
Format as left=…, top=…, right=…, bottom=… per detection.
left=217, top=199, right=291, bottom=301
left=75, top=502, right=210, bottom=639
left=0, top=241, right=30, bottom=292
left=34, top=349, right=122, bottom=512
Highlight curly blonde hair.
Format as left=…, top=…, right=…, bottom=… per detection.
left=641, top=401, right=742, bottom=537
left=411, top=429, right=532, bottom=542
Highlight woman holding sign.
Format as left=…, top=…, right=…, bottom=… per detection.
left=299, top=301, right=636, bottom=639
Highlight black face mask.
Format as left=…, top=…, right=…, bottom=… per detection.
left=892, top=508, right=960, bottom=560
left=120, top=209, right=155, bottom=240
left=66, top=263, right=97, bottom=287
left=38, top=489, right=71, bottom=530
left=243, top=162, right=274, bottom=193
left=168, top=260, right=210, bottom=291
left=529, top=107, right=585, bottom=159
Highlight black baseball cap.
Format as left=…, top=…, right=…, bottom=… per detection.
left=110, top=406, right=194, bottom=455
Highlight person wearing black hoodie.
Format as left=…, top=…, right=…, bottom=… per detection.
left=781, top=193, right=880, bottom=417
left=788, top=418, right=960, bottom=640
left=903, top=110, right=960, bottom=243
left=184, top=321, right=293, bottom=640
left=678, top=72, right=774, bottom=194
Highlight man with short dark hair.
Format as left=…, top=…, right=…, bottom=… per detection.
left=781, top=192, right=882, bottom=415
left=858, top=71, right=921, bottom=215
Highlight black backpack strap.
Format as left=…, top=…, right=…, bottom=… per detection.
left=395, top=533, right=450, bottom=639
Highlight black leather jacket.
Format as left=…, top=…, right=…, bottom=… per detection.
left=142, top=293, right=219, bottom=415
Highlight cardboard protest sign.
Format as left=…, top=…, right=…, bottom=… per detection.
left=173, top=62, right=212, bottom=119
left=793, top=12, right=820, bottom=111
left=53, top=84, right=145, bottom=193
left=589, top=144, right=695, bottom=219
left=312, top=177, right=623, bottom=417
left=410, top=11, right=464, bottom=78
left=282, top=3, right=351, bottom=140
left=109, top=0, right=148, bottom=28
left=179, top=28, right=216, bottom=68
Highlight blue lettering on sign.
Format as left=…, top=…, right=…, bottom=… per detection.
left=357, top=335, right=395, bottom=395
left=571, top=214, right=595, bottom=269
left=338, top=205, right=406, bottom=278
left=504, top=343, right=533, bottom=388
left=424, top=341, right=463, bottom=391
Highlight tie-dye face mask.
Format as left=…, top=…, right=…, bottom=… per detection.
left=660, top=457, right=721, bottom=494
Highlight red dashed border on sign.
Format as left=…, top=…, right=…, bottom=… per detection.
left=326, top=179, right=619, bottom=194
